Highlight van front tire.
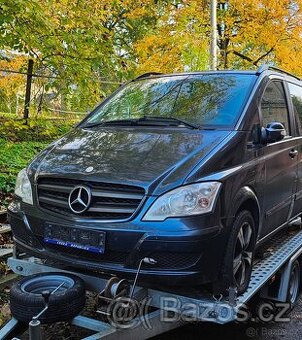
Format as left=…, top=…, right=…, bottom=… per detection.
left=214, top=210, right=256, bottom=295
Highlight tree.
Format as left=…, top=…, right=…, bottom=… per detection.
left=218, top=0, right=302, bottom=73
left=0, top=0, right=162, bottom=112
left=0, top=55, right=26, bottom=114
left=1, top=0, right=302, bottom=117
left=134, top=1, right=210, bottom=74
left=134, top=0, right=302, bottom=76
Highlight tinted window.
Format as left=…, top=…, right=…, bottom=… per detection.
left=85, top=74, right=256, bottom=128
left=288, top=82, right=302, bottom=134
left=261, top=81, right=290, bottom=135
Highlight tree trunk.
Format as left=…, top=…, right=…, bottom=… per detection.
left=23, top=59, right=34, bottom=121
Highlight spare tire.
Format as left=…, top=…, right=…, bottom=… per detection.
left=10, top=272, right=86, bottom=324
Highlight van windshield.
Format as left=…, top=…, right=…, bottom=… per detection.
left=83, top=74, right=256, bottom=128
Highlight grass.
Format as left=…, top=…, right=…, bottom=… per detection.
left=0, top=114, right=80, bottom=204
left=0, top=114, right=82, bottom=327
left=0, top=139, right=47, bottom=196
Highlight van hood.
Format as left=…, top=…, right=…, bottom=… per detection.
left=34, top=127, right=231, bottom=195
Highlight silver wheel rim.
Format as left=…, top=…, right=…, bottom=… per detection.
left=289, top=264, right=300, bottom=305
left=233, top=222, right=253, bottom=287
left=21, top=275, right=74, bottom=295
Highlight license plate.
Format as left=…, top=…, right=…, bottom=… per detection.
left=44, top=223, right=106, bottom=254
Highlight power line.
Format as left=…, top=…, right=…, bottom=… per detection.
left=46, top=107, right=87, bottom=115
left=0, top=68, right=122, bottom=84
left=0, top=68, right=57, bottom=79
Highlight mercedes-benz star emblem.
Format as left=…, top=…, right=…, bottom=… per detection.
left=68, top=186, right=92, bottom=214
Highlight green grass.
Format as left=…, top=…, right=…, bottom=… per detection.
left=0, top=139, right=47, bottom=195
left=0, top=115, right=80, bottom=201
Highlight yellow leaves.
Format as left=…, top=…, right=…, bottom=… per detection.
left=133, top=1, right=210, bottom=73
left=135, top=35, right=183, bottom=74
left=214, top=0, right=302, bottom=72
left=125, top=6, right=150, bottom=20
left=0, top=56, right=25, bottom=72
left=133, top=0, right=302, bottom=75
left=2, top=0, right=302, bottom=105
left=0, top=55, right=26, bottom=100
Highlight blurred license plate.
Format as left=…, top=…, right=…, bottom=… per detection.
left=44, top=223, right=106, bottom=254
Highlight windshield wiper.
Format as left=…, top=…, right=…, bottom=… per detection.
left=137, top=116, right=199, bottom=129
left=83, top=119, right=138, bottom=128
left=83, top=116, right=199, bottom=129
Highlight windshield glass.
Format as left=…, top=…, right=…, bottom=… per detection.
left=83, top=74, right=256, bottom=128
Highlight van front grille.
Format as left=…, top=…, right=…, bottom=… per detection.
left=37, top=178, right=145, bottom=220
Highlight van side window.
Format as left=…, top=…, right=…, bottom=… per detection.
left=288, top=82, right=302, bottom=134
left=261, top=81, right=290, bottom=135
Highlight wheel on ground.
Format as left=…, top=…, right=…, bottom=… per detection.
left=10, top=272, right=86, bottom=324
left=286, top=260, right=300, bottom=308
left=216, top=210, right=256, bottom=295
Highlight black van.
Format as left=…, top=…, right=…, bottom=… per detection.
left=9, top=65, right=302, bottom=294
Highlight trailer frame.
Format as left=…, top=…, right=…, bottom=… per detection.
left=1, top=227, right=302, bottom=339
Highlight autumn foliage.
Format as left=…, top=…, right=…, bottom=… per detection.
left=0, top=0, right=302, bottom=112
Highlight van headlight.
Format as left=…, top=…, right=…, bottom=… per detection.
left=15, top=168, right=33, bottom=205
left=143, top=182, right=221, bottom=221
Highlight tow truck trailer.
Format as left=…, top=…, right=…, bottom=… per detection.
left=1, top=224, right=302, bottom=340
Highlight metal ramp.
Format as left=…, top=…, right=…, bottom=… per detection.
left=238, top=229, right=302, bottom=306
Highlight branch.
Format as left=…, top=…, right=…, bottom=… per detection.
left=232, top=51, right=254, bottom=63
left=41, top=52, right=97, bottom=62
left=232, top=47, right=274, bottom=66
left=253, top=47, right=274, bottom=66
left=107, top=9, right=127, bottom=30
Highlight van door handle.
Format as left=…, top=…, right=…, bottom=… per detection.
left=289, top=149, right=298, bottom=158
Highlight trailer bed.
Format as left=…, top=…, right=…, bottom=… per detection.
left=2, top=227, right=302, bottom=339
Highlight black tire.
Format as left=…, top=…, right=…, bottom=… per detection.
left=216, top=210, right=256, bottom=295
left=286, top=260, right=300, bottom=309
left=10, top=272, right=86, bottom=324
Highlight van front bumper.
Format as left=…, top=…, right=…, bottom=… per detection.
left=8, top=201, right=228, bottom=287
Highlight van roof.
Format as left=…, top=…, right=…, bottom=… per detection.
left=135, top=65, right=301, bottom=82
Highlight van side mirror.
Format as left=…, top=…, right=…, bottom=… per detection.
left=261, top=122, right=286, bottom=144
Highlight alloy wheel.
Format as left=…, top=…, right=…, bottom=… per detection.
left=233, top=222, right=253, bottom=287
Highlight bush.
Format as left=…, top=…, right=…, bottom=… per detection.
left=0, top=116, right=79, bottom=199
left=0, top=139, right=47, bottom=194
left=0, top=117, right=76, bottom=142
